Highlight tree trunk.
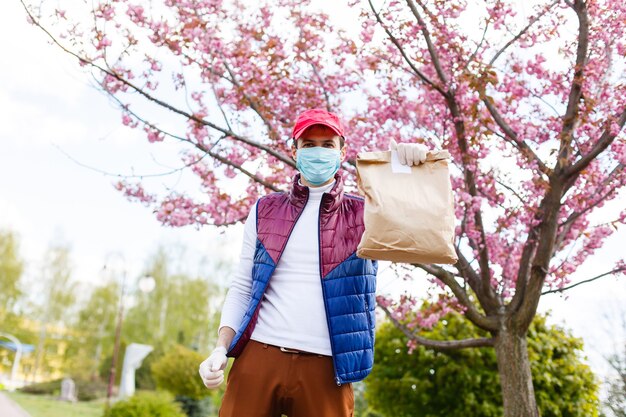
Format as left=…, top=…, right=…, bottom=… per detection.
left=494, top=328, right=539, bottom=417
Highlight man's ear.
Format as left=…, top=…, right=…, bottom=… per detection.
left=291, top=143, right=298, bottom=162
left=340, top=144, right=347, bottom=162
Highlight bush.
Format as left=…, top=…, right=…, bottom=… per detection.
left=75, top=379, right=107, bottom=401
left=19, top=379, right=61, bottom=396
left=104, top=391, right=186, bottom=417
left=151, top=345, right=206, bottom=400
left=175, top=395, right=214, bottom=417
left=19, top=378, right=107, bottom=401
left=366, top=313, right=599, bottom=417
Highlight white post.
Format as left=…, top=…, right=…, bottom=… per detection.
left=0, top=332, right=23, bottom=391
left=119, top=343, right=153, bottom=398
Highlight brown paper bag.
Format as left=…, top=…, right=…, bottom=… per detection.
left=356, top=149, right=457, bottom=264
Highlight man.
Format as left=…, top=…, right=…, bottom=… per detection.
left=198, top=109, right=428, bottom=416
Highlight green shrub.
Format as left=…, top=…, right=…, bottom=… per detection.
left=175, top=395, right=214, bottom=417
left=104, top=391, right=186, bottom=417
left=18, top=378, right=107, bottom=401
left=151, top=345, right=206, bottom=400
left=19, top=379, right=61, bottom=396
left=366, top=313, right=599, bottom=417
left=75, top=379, right=107, bottom=401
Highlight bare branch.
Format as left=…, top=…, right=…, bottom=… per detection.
left=52, top=143, right=207, bottom=179
left=488, top=0, right=561, bottom=67
left=461, top=19, right=490, bottom=73
left=542, top=267, right=626, bottom=295
left=303, top=51, right=332, bottom=112
left=107, top=93, right=281, bottom=192
left=494, top=177, right=526, bottom=206
left=414, top=263, right=498, bottom=331
left=366, top=0, right=444, bottom=94
left=380, top=304, right=495, bottom=350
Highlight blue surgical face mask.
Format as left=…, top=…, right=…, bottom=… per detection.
left=296, top=147, right=341, bottom=186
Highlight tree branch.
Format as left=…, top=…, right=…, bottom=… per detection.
left=461, top=19, right=489, bottom=73
left=482, top=98, right=552, bottom=177
left=542, top=267, right=626, bottom=295
left=19, top=0, right=296, bottom=169
left=414, top=263, right=498, bottom=331
left=513, top=180, right=566, bottom=329
left=406, top=0, right=448, bottom=85
left=107, top=93, right=281, bottom=192
left=564, top=108, right=626, bottom=179
left=220, top=55, right=282, bottom=142
left=380, top=304, right=495, bottom=350
left=303, top=50, right=332, bottom=112
left=488, top=0, right=561, bottom=67
left=366, top=0, right=444, bottom=94
left=554, top=163, right=625, bottom=252
left=556, top=0, right=589, bottom=173
left=454, top=247, right=484, bottom=296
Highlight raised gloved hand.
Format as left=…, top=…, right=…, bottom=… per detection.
left=198, top=346, right=228, bottom=389
left=389, top=139, right=429, bottom=166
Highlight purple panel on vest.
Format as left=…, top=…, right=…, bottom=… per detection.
left=257, top=192, right=306, bottom=265
left=320, top=195, right=365, bottom=277
left=257, top=173, right=365, bottom=278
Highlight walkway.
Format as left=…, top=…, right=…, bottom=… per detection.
left=0, top=392, right=31, bottom=417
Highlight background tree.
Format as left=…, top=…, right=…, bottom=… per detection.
left=122, top=248, right=222, bottom=351
left=604, top=344, right=626, bottom=417
left=64, top=281, right=119, bottom=380
left=151, top=345, right=218, bottom=417
left=0, top=230, right=26, bottom=376
left=0, top=230, right=24, bottom=324
left=21, top=0, right=626, bottom=415
left=601, top=310, right=626, bottom=417
left=367, top=313, right=599, bottom=417
left=31, top=244, right=76, bottom=381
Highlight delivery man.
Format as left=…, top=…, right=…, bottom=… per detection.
left=199, top=109, right=428, bottom=416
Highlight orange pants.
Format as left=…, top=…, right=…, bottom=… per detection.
left=219, top=340, right=354, bottom=417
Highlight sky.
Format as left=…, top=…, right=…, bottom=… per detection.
left=1, top=0, right=624, bottom=387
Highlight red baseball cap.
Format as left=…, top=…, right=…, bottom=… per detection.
left=291, top=108, right=345, bottom=140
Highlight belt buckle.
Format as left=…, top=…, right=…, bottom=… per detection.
left=280, top=346, right=301, bottom=354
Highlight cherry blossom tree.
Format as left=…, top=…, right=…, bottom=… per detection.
left=20, top=0, right=626, bottom=415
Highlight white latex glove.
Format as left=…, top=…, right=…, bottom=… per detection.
left=199, top=346, right=228, bottom=389
left=389, top=139, right=429, bottom=166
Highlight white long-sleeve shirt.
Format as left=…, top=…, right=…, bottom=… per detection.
left=219, top=180, right=336, bottom=355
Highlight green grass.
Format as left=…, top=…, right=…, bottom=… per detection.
left=6, top=391, right=104, bottom=417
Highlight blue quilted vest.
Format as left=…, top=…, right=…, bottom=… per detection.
left=226, top=173, right=378, bottom=385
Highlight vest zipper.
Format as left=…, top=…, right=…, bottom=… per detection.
left=318, top=194, right=342, bottom=386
